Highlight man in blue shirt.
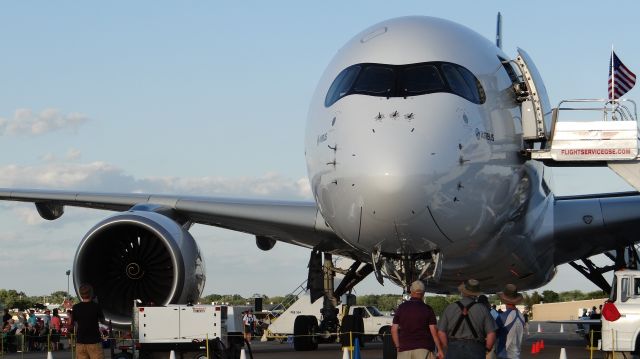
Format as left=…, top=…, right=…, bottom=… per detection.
left=495, top=284, right=525, bottom=359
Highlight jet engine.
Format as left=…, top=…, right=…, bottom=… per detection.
left=73, top=210, right=205, bottom=327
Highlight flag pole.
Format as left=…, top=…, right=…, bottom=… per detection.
left=611, top=45, right=615, bottom=101
left=610, top=44, right=618, bottom=119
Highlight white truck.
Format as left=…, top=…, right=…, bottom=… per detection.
left=120, top=303, right=250, bottom=359
left=600, top=269, right=640, bottom=356
left=265, top=292, right=393, bottom=347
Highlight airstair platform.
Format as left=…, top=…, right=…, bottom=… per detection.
left=528, top=99, right=639, bottom=162
left=526, top=99, right=640, bottom=192
left=529, top=119, right=638, bottom=161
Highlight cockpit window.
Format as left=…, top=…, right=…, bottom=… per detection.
left=441, top=64, right=474, bottom=102
left=442, top=64, right=486, bottom=104
left=325, top=61, right=485, bottom=107
left=402, top=64, right=445, bottom=94
left=353, top=66, right=395, bottom=95
left=324, top=66, right=361, bottom=107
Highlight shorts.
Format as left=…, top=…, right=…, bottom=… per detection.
left=76, top=343, right=104, bottom=359
left=397, top=349, right=435, bottom=359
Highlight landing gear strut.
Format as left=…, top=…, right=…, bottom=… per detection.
left=569, top=244, right=640, bottom=293
left=297, top=250, right=372, bottom=351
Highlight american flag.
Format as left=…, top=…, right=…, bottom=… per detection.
left=609, top=51, right=636, bottom=100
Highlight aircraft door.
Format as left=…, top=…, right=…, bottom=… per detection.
left=514, top=48, right=552, bottom=142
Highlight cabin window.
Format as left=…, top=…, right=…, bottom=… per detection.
left=609, top=275, right=618, bottom=302
left=324, top=61, right=485, bottom=107
left=621, top=277, right=630, bottom=302
left=367, top=306, right=385, bottom=317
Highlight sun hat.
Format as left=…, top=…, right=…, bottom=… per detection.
left=458, top=279, right=482, bottom=297
left=497, top=284, right=524, bottom=305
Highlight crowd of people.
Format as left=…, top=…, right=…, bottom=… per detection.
left=3, top=280, right=529, bottom=358
left=1, top=307, right=71, bottom=353
left=392, top=279, right=528, bottom=359
left=1, top=284, right=105, bottom=359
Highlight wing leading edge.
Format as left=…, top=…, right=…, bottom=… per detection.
left=0, top=188, right=352, bottom=254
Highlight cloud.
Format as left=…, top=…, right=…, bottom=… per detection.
left=139, top=171, right=312, bottom=199
left=0, top=161, right=312, bottom=213
left=0, top=108, right=89, bottom=136
left=40, top=153, right=57, bottom=162
left=0, top=162, right=128, bottom=190
left=66, top=148, right=82, bottom=161
left=38, top=148, right=82, bottom=163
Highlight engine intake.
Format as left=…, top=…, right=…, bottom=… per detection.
left=73, top=211, right=205, bottom=327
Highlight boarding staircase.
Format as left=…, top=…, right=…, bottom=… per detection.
left=510, top=48, right=640, bottom=191
left=278, top=279, right=309, bottom=311
left=523, top=98, right=640, bottom=190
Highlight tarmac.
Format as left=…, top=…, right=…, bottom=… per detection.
left=0, top=322, right=629, bottom=359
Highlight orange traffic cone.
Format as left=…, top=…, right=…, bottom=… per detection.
left=530, top=341, right=539, bottom=354
left=540, top=339, right=544, bottom=350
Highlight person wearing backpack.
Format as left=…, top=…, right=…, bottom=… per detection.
left=495, top=284, right=525, bottom=359
left=437, top=279, right=497, bottom=358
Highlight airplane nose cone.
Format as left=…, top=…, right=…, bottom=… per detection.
left=318, top=107, right=462, bottom=252
left=309, top=95, right=487, bottom=253
left=355, top=155, right=439, bottom=224
left=347, top=159, right=451, bottom=253
left=375, top=171, right=404, bottom=194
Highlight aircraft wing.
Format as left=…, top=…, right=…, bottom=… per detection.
left=0, top=188, right=350, bottom=253
left=553, top=191, right=640, bottom=265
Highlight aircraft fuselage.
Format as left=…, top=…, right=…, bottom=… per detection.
left=305, top=16, right=555, bottom=292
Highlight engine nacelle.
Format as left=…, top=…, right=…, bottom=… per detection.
left=255, top=235, right=276, bottom=251
left=73, top=211, right=205, bottom=327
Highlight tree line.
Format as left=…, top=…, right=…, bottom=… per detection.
left=2, top=288, right=606, bottom=316
left=0, top=289, right=70, bottom=310
left=357, top=289, right=607, bottom=316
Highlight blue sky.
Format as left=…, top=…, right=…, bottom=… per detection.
left=0, top=1, right=637, bottom=298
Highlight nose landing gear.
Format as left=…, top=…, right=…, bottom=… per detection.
left=372, top=249, right=442, bottom=292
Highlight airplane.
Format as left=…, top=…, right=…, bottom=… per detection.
left=1, top=14, right=639, bottom=343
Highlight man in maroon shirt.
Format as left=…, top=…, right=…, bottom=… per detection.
left=392, top=280, right=444, bottom=359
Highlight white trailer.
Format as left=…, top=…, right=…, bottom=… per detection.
left=123, top=303, right=249, bottom=359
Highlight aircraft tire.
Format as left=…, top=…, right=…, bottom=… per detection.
left=377, top=325, right=391, bottom=342
left=339, top=315, right=355, bottom=347
left=113, top=352, right=133, bottom=359
left=381, top=326, right=397, bottom=359
left=293, top=315, right=318, bottom=351
left=632, top=335, right=640, bottom=359
left=226, top=334, right=243, bottom=359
